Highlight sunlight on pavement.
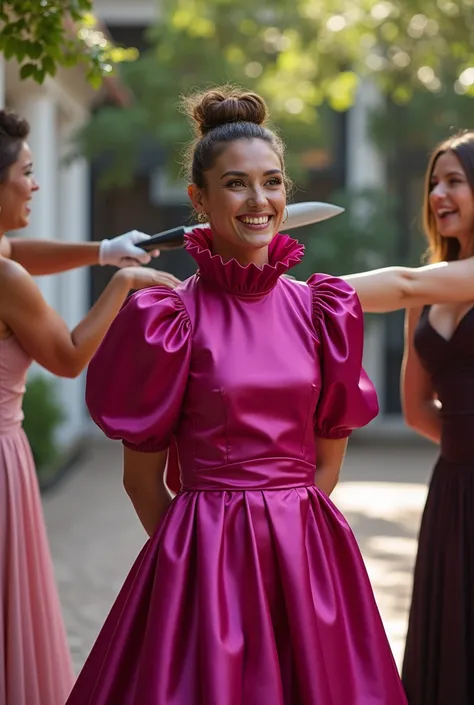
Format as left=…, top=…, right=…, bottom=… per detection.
left=333, top=481, right=428, bottom=668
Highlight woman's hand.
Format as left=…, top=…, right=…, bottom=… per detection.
left=0, top=259, right=181, bottom=378
left=99, top=230, right=160, bottom=268
left=118, top=267, right=181, bottom=291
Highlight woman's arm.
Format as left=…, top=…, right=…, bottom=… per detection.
left=6, top=230, right=156, bottom=275
left=314, top=437, right=348, bottom=496
left=401, top=307, right=441, bottom=443
left=8, top=238, right=101, bottom=274
left=343, top=258, right=474, bottom=313
left=0, top=260, right=180, bottom=378
left=123, top=447, right=173, bottom=537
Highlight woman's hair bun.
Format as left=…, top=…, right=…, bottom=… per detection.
left=0, top=109, right=29, bottom=140
left=183, top=85, right=269, bottom=137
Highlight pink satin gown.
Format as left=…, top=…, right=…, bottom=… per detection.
left=0, top=335, right=74, bottom=704
left=67, top=229, right=407, bottom=704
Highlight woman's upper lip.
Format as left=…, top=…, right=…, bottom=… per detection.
left=435, top=207, right=456, bottom=215
left=237, top=213, right=274, bottom=217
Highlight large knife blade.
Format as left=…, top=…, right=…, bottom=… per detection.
left=137, top=201, right=344, bottom=251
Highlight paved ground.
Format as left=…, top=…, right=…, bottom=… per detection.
left=42, top=438, right=438, bottom=674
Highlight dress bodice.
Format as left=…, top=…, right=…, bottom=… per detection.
left=173, top=275, right=324, bottom=489
left=415, top=305, right=474, bottom=462
left=0, top=336, right=31, bottom=434
left=86, top=229, right=378, bottom=491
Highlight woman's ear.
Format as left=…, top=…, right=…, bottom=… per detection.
left=188, top=184, right=206, bottom=216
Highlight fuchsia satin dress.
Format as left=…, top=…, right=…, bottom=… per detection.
left=67, top=229, right=407, bottom=704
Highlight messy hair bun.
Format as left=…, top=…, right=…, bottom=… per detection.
left=0, top=109, right=30, bottom=183
left=182, top=85, right=285, bottom=189
left=184, top=87, right=269, bottom=137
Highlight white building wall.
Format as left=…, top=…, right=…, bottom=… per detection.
left=1, top=65, right=96, bottom=448
left=54, top=124, right=90, bottom=445
left=15, top=91, right=60, bottom=306
left=346, top=80, right=387, bottom=423
left=346, top=81, right=410, bottom=436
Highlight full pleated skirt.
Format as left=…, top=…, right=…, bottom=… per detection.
left=402, top=457, right=474, bottom=705
left=0, top=428, right=74, bottom=705
left=67, top=485, right=406, bottom=705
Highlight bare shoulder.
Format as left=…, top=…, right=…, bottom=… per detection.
left=0, top=256, right=30, bottom=287
left=0, top=258, right=39, bottom=311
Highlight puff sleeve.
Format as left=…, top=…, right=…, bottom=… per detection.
left=85, top=287, right=192, bottom=453
left=308, top=274, right=379, bottom=439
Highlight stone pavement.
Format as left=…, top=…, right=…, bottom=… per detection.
left=42, top=438, right=438, bottom=675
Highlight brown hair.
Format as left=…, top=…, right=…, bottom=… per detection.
left=0, top=109, right=30, bottom=184
left=181, top=85, right=287, bottom=189
left=423, top=130, right=474, bottom=263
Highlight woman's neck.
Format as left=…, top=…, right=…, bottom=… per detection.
left=458, top=237, right=474, bottom=260
left=211, top=242, right=269, bottom=267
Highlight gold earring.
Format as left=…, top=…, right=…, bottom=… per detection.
left=282, top=206, right=289, bottom=224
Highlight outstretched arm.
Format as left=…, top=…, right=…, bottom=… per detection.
left=0, top=260, right=179, bottom=378
left=8, top=238, right=100, bottom=274
left=401, top=307, right=441, bottom=444
left=342, top=257, right=474, bottom=312
left=4, top=230, right=156, bottom=275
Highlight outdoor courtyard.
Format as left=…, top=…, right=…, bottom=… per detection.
left=43, top=437, right=438, bottom=673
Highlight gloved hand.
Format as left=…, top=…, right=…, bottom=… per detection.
left=98, top=230, right=159, bottom=268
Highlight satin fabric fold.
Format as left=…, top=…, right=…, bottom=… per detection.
left=68, top=485, right=405, bottom=705
left=72, top=230, right=405, bottom=704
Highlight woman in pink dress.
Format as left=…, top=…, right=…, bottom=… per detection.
left=0, top=108, right=179, bottom=705
left=67, top=87, right=407, bottom=704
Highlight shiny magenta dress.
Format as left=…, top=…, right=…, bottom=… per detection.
left=67, top=229, right=407, bottom=704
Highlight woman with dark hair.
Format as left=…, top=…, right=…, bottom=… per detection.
left=338, top=131, right=474, bottom=705
left=0, top=108, right=179, bottom=705
left=0, top=109, right=163, bottom=270
left=66, top=86, right=407, bottom=705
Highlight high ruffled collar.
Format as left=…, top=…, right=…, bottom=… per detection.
left=185, top=227, right=304, bottom=296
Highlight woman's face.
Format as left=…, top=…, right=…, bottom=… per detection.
left=0, top=142, right=39, bottom=233
left=188, top=138, right=286, bottom=265
left=429, top=150, right=474, bottom=249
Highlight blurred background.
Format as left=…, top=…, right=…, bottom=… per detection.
left=2, top=0, right=473, bottom=471
left=2, top=0, right=472, bottom=668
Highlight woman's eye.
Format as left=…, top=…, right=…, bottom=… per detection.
left=266, top=177, right=283, bottom=187
left=226, top=180, right=245, bottom=188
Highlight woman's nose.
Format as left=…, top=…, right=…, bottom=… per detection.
left=430, top=182, right=447, bottom=199
left=249, top=188, right=268, bottom=207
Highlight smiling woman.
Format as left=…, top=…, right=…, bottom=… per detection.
left=184, top=88, right=287, bottom=266
left=0, top=108, right=180, bottom=705
left=425, top=134, right=474, bottom=262
left=335, top=130, right=474, bottom=705
left=66, top=86, right=407, bottom=705
left=0, top=111, right=38, bottom=230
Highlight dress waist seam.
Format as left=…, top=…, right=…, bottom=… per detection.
left=178, top=483, right=315, bottom=493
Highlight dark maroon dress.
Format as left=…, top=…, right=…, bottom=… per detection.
left=402, top=305, right=474, bottom=705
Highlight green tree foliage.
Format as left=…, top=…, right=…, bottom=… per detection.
left=0, top=1, right=136, bottom=86
left=78, top=0, right=474, bottom=184
left=293, top=188, right=401, bottom=279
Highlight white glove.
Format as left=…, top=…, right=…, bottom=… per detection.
left=98, top=230, right=159, bottom=268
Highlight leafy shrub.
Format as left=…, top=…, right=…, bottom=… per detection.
left=22, top=375, right=66, bottom=475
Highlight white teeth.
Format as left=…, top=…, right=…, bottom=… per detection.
left=240, top=216, right=270, bottom=225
